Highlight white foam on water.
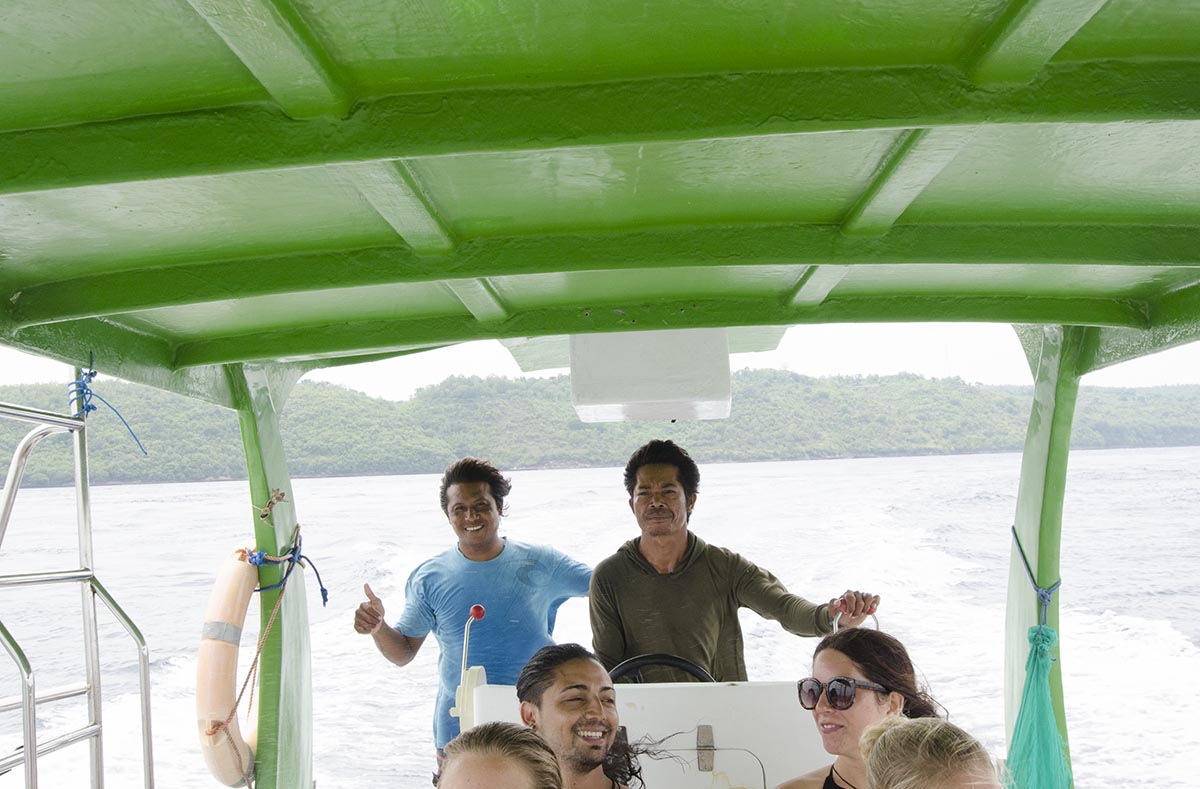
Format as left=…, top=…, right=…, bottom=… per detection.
left=1059, top=610, right=1200, bottom=789
left=2, top=450, right=1198, bottom=787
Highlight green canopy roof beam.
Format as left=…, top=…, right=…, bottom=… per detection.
left=1150, top=275, right=1200, bottom=327
left=9, top=224, right=1199, bottom=330
left=328, top=161, right=455, bottom=254
left=225, top=361, right=312, bottom=789
left=183, top=0, right=352, bottom=119
left=445, top=279, right=510, bottom=323
left=3, top=60, right=1199, bottom=196
left=168, top=293, right=1146, bottom=368
left=1005, top=324, right=1097, bottom=767
left=841, top=128, right=974, bottom=236
left=1086, top=278, right=1200, bottom=373
left=3, top=319, right=239, bottom=407
left=302, top=346, right=456, bottom=371
left=968, top=0, right=1111, bottom=85
left=784, top=266, right=848, bottom=308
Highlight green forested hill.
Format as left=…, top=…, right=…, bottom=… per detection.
left=3, top=371, right=1199, bottom=487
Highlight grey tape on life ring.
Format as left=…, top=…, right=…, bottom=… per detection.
left=202, top=621, right=242, bottom=645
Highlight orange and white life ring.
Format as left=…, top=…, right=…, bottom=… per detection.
left=197, top=549, right=259, bottom=787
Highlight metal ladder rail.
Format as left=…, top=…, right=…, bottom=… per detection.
left=0, top=398, right=155, bottom=788
left=0, top=411, right=78, bottom=548
left=0, top=572, right=154, bottom=786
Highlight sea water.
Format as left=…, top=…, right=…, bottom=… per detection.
left=1, top=448, right=1197, bottom=788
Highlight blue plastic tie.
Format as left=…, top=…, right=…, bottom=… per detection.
left=306, top=557, right=330, bottom=606
left=1011, top=525, right=1063, bottom=637
left=68, top=361, right=148, bottom=456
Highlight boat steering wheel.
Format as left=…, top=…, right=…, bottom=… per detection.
left=609, top=653, right=716, bottom=683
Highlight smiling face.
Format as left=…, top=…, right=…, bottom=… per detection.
left=629, top=463, right=695, bottom=539
left=445, top=481, right=503, bottom=559
left=520, top=658, right=619, bottom=776
left=811, top=648, right=904, bottom=759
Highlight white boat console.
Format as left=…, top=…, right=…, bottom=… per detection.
left=461, top=670, right=829, bottom=788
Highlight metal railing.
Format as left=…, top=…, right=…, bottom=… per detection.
left=0, top=395, right=155, bottom=788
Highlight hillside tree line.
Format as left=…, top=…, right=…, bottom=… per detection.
left=2, top=371, right=1199, bottom=487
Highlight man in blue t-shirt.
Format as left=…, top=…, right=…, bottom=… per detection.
left=354, top=457, right=591, bottom=769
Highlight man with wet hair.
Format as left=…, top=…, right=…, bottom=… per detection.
left=356, top=457, right=592, bottom=770
left=518, top=643, right=640, bottom=789
left=590, top=439, right=880, bottom=683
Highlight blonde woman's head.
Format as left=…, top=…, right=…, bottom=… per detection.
left=439, top=721, right=564, bottom=789
left=861, top=715, right=1002, bottom=789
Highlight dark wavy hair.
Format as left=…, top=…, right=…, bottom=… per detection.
left=439, top=457, right=512, bottom=515
left=813, top=629, right=941, bottom=719
left=516, top=643, right=598, bottom=706
left=516, top=644, right=646, bottom=788
left=623, top=440, right=700, bottom=499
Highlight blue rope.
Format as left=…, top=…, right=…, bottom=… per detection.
left=1011, top=525, right=1062, bottom=631
left=250, top=535, right=329, bottom=606
left=68, top=364, right=148, bottom=456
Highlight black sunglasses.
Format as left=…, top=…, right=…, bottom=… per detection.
left=797, top=677, right=889, bottom=710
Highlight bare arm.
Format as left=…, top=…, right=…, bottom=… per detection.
left=370, top=624, right=427, bottom=667
left=354, top=582, right=427, bottom=667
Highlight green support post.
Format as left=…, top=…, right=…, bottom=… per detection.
left=1005, top=324, right=1097, bottom=774
left=225, top=362, right=312, bottom=789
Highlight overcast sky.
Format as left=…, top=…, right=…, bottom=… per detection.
left=3, top=323, right=1199, bottom=401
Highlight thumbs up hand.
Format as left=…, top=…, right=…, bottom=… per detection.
left=354, top=583, right=386, bottom=635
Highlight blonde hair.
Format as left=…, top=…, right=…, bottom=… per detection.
left=862, top=715, right=1000, bottom=789
left=442, top=721, right=564, bottom=789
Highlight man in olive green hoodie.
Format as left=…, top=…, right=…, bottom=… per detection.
left=590, top=439, right=880, bottom=683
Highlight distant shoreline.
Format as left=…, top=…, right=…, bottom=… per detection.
left=5, top=373, right=1200, bottom=488
left=14, top=443, right=1200, bottom=490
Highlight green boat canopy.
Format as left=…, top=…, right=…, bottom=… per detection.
left=3, top=4, right=1198, bottom=786
left=2, top=0, right=1200, bottom=406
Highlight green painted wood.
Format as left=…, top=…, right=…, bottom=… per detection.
left=404, top=131, right=899, bottom=234
left=225, top=363, right=312, bottom=789
left=1, top=320, right=237, bottom=407
left=902, top=122, right=1200, bottom=225
left=445, top=279, right=510, bottom=323
left=168, top=293, right=1145, bottom=368
left=785, top=266, right=848, bottom=308
left=1086, top=279, right=1200, bottom=374
left=0, top=0, right=267, bottom=133
left=841, top=128, right=974, bottom=235
left=0, top=168, right=399, bottom=290
left=968, top=0, right=1110, bottom=84
left=10, top=224, right=1200, bottom=330
left=1152, top=276, right=1200, bottom=326
left=113, top=281, right=458, bottom=339
left=328, top=161, right=455, bottom=253
left=826, top=264, right=1189, bottom=302
left=2, top=61, right=1198, bottom=197
left=306, top=0, right=1005, bottom=90
left=1055, top=0, right=1200, bottom=62
left=1006, top=324, right=1097, bottom=766
left=184, top=0, right=351, bottom=118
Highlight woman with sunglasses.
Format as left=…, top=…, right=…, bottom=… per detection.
left=777, top=628, right=941, bottom=789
